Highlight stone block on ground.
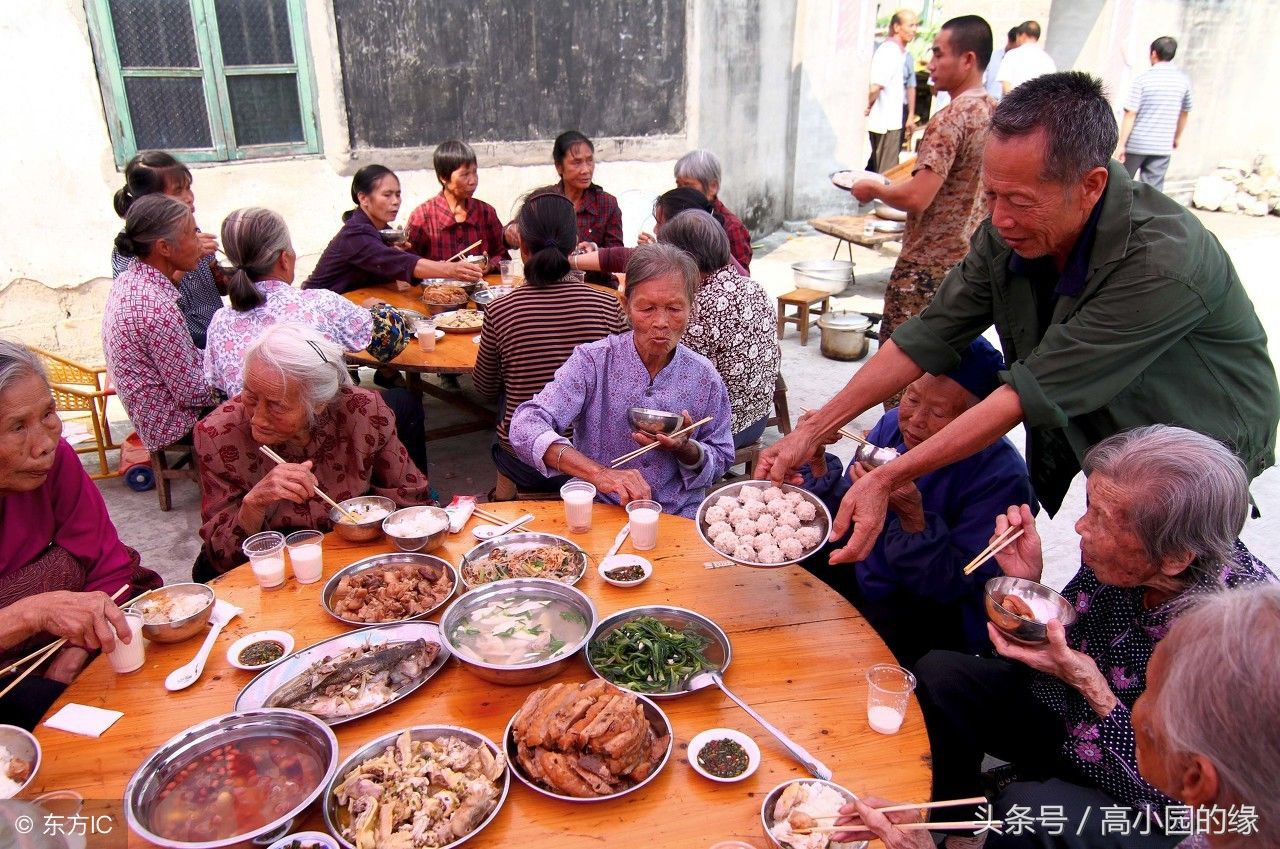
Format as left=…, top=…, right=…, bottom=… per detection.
left=1193, top=175, right=1233, bottom=211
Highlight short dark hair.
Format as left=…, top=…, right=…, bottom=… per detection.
left=654, top=187, right=720, bottom=227
left=990, top=72, right=1117, bottom=184
left=515, top=191, right=577, bottom=285
left=1151, top=36, right=1177, bottom=61
left=1007, top=26, right=1020, bottom=45
left=114, top=150, right=192, bottom=218
left=433, top=139, right=477, bottom=184
left=941, top=15, right=993, bottom=71
left=552, top=131, right=593, bottom=166
left=1018, top=20, right=1041, bottom=40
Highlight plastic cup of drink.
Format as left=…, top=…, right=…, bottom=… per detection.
left=866, top=663, right=917, bottom=734
left=243, top=531, right=287, bottom=588
left=499, top=259, right=515, bottom=286
left=414, top=319, right=436, bottom=352
left=106, top=612, right=145, bottom=673
left=560, top=480, right=597, bottom=533
left=285, top=529, right=325, bottom=584
left=626, top=499, right=662, bottom=551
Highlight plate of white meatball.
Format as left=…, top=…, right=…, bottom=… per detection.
left=695, top=482, right=832, bottom=568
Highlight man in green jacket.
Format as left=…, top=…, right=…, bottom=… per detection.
left=760, top=72, right=1279, bottom=562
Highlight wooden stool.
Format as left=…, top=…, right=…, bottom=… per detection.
left=150, top=441, right=199, bottom=512
left=770, top=374, right=792, bottom=435
left=776, top=289, right=831, bottom=347
left=731, top=441, right=763, bottom=477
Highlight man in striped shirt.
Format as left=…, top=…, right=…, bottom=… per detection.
left=1117, top=36, right=1192, bottom=192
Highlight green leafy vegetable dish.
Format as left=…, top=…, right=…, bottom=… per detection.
left=588, top=615, right=718, bottom=693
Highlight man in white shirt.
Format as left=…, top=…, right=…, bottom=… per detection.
left=984, top=26, right=1018, bottom=100
left=997, top=20, right=1056, bottom=95
left=1116, top=36, right=1192, bottom=192
left=865, top=9, right=919, bottom=173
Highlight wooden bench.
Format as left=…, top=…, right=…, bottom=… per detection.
left=776, top=288, right=831, bottom=347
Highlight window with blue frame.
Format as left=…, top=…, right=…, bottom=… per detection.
left=85, top=0, right=321, bottom=165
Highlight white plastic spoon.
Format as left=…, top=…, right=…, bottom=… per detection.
left=165, top=599, right=242, bottom=692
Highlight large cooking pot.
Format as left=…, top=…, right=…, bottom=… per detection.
left=818, top=311, right=873, bottom=361
left=791, top=260, right=853, bottom=295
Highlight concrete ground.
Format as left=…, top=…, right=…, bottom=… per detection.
left=78, top=208, right=1280, bottom=590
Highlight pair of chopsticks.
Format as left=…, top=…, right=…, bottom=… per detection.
left=962, top=526, right=1025, bottom=575
left=0, top=584, right=131, bottom=699
left=258, top=445, right=359, bottom=523
left=444, top=240, right=483, bottom=263
left=610, top=416, right=714, bottom=468
left=800, top=407, right=871, bottom=447
left=796, top=796, right=991, bottom=835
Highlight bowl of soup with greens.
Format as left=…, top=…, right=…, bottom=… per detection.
left=440, top=578, right=597, bottom=685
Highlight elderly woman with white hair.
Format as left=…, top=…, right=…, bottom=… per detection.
left=862, top=425, right=1276, bottom=849
left=194, top=323, right=430, bottom=578
left=508, top=244, right=734, bottom=517
left=1133, top=584, right=1280, bottom=849
left=659, top=209, right=779, bottom=448
left=673, top=149, right=753, bottom=271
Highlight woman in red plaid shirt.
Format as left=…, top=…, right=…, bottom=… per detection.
left=405, top=140, right=509, bottom=272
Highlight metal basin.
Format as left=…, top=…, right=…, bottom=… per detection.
left=128, top=583, right=215, bottom=644
left=382, top=505, right=451, bottom=552
left=330, top=496, right=395, bottom=543
left=628, top=406, right=681, bottom=435
left=321, top=552, right=457, bottom=626
left=985, top=576, right=1077, bottom=644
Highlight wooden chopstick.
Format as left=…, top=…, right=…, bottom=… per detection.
left=800, top=407, right=871, bottom=446
left=797, top=820, right=997, bottom=834
left=444, top=240, right=483, bottom=263
left=811, top=796, right=987, bottom=820
left=962, top=527, right=1024, bottom=575
left=610, top=416, right=714, bottom=468
left=258, top=445, right=359, bottom=523
left=473, top=507, right=510, bottom=524
left=0, top=585, right=131, bottom=699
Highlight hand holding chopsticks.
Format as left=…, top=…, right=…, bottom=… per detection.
left=963, top=525, right=1024, bottom=575
left=258, top=445, right=358, bottom=523
left=796, top=795, right=994, bottom=838
left=444, top=239, right=483, bottom=263
left=610, top=415, right=714, bottom=468
left=0, top=584, right=132, bottom=700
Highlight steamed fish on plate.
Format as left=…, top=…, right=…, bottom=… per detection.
left=332, top=731, right=505, bottom=849
left=265, top=640, right=438, bottom=719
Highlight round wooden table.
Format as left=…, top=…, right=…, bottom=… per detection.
left=31, top=502, right=930, bottom=848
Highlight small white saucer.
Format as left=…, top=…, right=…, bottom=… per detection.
left=688, top=728, right=761, bottom=783
left=226, top=630, right=294, bottom=671
left=266, top=831, right=340, bottom=849
left=597, top=554, right=653, bottom=587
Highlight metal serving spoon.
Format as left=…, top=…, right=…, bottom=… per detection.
left=165, top=600, right=242, bottom=692
left=687, top=669, right=833, bottom=781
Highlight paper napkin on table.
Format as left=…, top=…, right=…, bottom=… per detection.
left=43, top=704, right=124, bottom=737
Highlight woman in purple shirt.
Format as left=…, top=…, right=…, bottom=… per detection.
left=303, top=165, right=483, bottom=294
left=509, top=244, right=734, bottom=518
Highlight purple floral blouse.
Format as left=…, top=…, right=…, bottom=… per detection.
left=1031, top=540, right=1275, bottom=812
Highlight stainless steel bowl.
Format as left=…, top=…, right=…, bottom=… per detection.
left=422, top=295, right=470, bottom=316
left=586, top=605, right=731, bottom=698
left=985, top=576, right=1077, bottom=644
left=627, top=406, right=681, bottom=435
left=760, top=779, right=867, bottom=849
left=128, top=583, right=215, bottom=643
left=458, top=532, right=588, bottom=590
left=382, top=505, right=451, bottom=552
left=0, top=725, right=40, bottom=799
left=324, top=725, right=508, bottom=849
left=321, top=553, right=457, bottom=626
left=440, top=578, right=597, bottom=685
left=330, top=496, right=396, bottom=543
left=872, top=199, right=908, bottom=221
left=124, top=708, right=338, bottom=849
left=504, top=689, right=673, bottom=802
left=378, top=227, right=406, bottom=245
left=471, top=285, right=514, bottom=312
left=695, top=481, right=832, bottom=569
left=396, top=308, right=428, bottom=324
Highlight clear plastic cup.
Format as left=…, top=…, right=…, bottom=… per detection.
left=626, top=499, right=663, bottom=550
left=285, top=529, right=325, bottom=584
left=499, top=259, right=515, bottom=286
left=560, top=480, right=597, bottom=533
left=243, top=531, right=287, bottom=588
left=414, top=318, right=436, bottom=352
left=106, top=612, right=145, bottom=673
left=866, top=663, right=917, bottom=734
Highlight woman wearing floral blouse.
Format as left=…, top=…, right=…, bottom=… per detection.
left=909, top=425, right=1274, bottom=849
left=659, top=210, right=779, bottom=448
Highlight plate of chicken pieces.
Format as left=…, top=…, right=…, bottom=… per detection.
left=504, top=679, right=673, bottom=801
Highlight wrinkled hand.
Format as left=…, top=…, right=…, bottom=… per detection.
left=828, top=468, right=892, bottom=563
left=852, top=179, right=883, bottom=204
left=573, top=240, right=599, bottom=255
left=443, top=261, right=483, bottom=283
left=636, top=231, right=656, bottom=246
left=246, top=459, right=317, bottom=511
left=853, top=462, right=923, bottom=531
left=197, top=231, right=219, bottom=258
left=992, top=503, right=1043, bottom=581
left=833, top=796, right=931, bottom=848
left=991, top=619, right=1103, bottom=692
left=31, top=590, right=129, bottom=653
left=591, top=468, right=651, bottom=505
left=756, top=429, right=818, bottom=486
